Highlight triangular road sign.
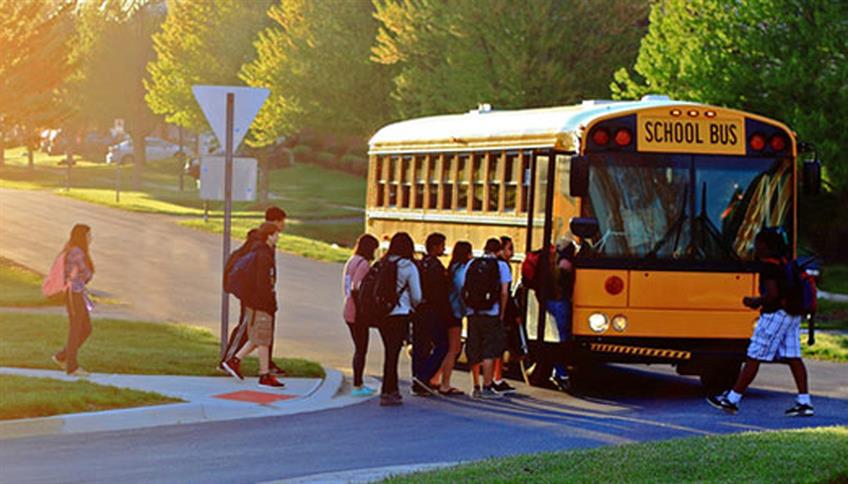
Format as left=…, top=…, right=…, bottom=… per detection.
left=192, top=85, right=269, bottom=150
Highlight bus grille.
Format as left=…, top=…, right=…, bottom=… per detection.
left=589, top=343, right=692, bottom=360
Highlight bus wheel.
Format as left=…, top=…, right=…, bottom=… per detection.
left=699, top=361, right=742, bottom=394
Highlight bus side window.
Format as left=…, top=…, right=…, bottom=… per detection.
left=457, top=155, right=469, bottom=210
left=504, top=153, right=518, bottom=213
left=414, top=156, right=425, bottom=209
left=472, top=154, right=484, bottom=211
left=376, top=157, right=385, bottom=207
left=442, top=155, right=454, bottom=210
left=427, top=155, right=440, bottom=210
left=388, top=156, right=398, bottom=207
left=486, top=153, right=502, bottom=212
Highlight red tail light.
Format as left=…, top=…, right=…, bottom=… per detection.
left=591, top=128, right=610, bottom=146
left=749, top=133, right=766, bottom=151
left=614, top=129, right=632, bottom=147
left=769, top=134, right=786, bottom=152
left=605, top=276, right=624, bottom=295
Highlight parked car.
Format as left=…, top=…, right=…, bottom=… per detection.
left=106, top=137, right=193, bottom=165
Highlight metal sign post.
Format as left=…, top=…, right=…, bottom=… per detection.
left=193, top=85, right=269, bottom=358
left=220, top=92, right=234, bottom=358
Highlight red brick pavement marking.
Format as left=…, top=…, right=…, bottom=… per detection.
left=213, top=390, right=296, bottom=404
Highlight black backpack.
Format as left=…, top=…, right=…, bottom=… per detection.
left=462, top=257, right=502, bottom=311
left=224, top=249, right=257, bottom=302
left=356, top=258, right=402, bottom=326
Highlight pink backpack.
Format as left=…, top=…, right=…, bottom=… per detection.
left=42, top=251, right=67, bottom=297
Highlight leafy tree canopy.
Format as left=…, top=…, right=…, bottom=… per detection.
left=145, top=0, right=273, bottom=133
left=240, top=0, right=395, bottom=146
left=372, top=0, right=649, bottom=119
left=612, top=0, right=848, bottom=190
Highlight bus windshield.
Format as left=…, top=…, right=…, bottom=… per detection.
left=583, top=153, right=792, bottom=265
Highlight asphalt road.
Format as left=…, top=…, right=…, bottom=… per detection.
left=1, top=188, right=846, bottom=482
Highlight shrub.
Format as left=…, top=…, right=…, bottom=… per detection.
left=291, top=144, right=313, bottom=164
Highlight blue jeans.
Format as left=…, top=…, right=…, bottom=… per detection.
left=545, top=300, right=571, bottom=379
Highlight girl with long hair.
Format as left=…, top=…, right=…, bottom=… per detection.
left=378, top=232, right=421, bottom=406
left=342, top=234, right=380, bottom=396
left=435, top=240, right=473, bottom=395
left=52, top=224, right=95, bottom=376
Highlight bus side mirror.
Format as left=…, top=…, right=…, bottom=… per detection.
left=803, top=160, right=821, bottom=196
left=570, top=156, right=589, bottom=197
left=570, top=217, right=599, bottom=239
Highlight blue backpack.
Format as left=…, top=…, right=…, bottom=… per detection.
left=224, top=250, right=257, bottom=302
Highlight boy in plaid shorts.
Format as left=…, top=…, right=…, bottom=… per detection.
left=707, top=230, right=813, bottom=416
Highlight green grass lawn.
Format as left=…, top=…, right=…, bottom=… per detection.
left=387, top=426, right=848, bottom=483
left=179, top=218, right=355, bottom=263
left=821, top=264, right=848, bottom=295
left=0, top=374, right=180, bottom=420
left=0, top=256, right=63, bottom=307
left=802, top=332, right=848, bottom=363
left=1, top=147, right=365, bottom=256
left=813, top=299, right=848, bottom=330
left=0, top=312, right=324, bottom=378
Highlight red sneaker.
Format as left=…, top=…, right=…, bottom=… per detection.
left=258, top=374, right=285, bottom=389
left=269, top=361, right=287, bottom=376
left=222, top=357, right=243, bottom=381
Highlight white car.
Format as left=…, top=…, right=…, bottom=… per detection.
left=106, top=137, right=193, bottom=165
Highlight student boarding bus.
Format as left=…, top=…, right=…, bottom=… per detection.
left=366, top=96, right=821, bottom=390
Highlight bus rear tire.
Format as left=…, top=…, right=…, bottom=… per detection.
left=699, top=361, right=742, bottom=394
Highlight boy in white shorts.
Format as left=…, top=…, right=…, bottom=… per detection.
left=707, top=230, right=813, bottom=416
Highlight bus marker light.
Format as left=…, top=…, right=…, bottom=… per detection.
left=687, top=110, right=699, bottom=117
left=670, top=109, right=682, bottom=117
left=614, top=129, right=632, bottom=147
left=589, top=313, right=609, bottom=333
left=592, top=128, right=610, bottom=146
left=769, top=134, right=786, bottom=152
left=704, top=110, right=717, bottom=118
left=605, top=276, right=624, bottom=295
left=749, top=133, right=766, bottom=151
left=611, top=314, right=628, bottom=332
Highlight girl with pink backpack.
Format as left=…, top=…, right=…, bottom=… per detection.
left=45, top=224, right=95, bottom=376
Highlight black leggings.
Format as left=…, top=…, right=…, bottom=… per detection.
left=346, top=321, right=369, bottom=387
left=378, top=315, right=410, bottom=395
left=56, top=291, right=92, bottom=374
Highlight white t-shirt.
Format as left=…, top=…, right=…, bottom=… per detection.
left=463, top=255, right=512, bottom=317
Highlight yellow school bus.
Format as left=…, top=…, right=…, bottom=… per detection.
left=366, top=96, right=820, bottom=390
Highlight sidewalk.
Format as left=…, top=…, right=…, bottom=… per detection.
left=0, top=367, right=379, bottom=441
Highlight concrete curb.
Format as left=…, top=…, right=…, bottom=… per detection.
left=0, top=367, right=349, bottom=441
left=819, top=290, right=848, bottom=303
left=267, top=462, right=462, bottom=483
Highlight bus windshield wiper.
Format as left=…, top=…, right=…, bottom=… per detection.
left=687, top=182, right=740, bottom=261
left=646, top=185, right=688, bottom=259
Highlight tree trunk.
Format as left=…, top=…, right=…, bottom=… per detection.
left=258, top=157, right=270, bottom=203
left=27, top=147, right=34, bottom=169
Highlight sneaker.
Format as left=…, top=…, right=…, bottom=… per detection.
left=51, top=355, right=66, bottom=371
left=550, top=375, right=571, bottom=393
left=69, top=368, right=90, bottom=377
left=706, top=394, right=739, bottom=415
left=222, top=357, right=243, bottom=381
left=351, top=386, right=376, bottom=397
left=785, top=403, right=814, bottom=417
left=493, top=380, right=517, bottom=395
left=471, top=385, right=482, bottom=399
left=479, top=385, right=503, bottom=400
left=269, top=361, right=287, bottom=376
left=380, top=392, right=403, bottom=406
left=258, top=374, right=285, bottom=389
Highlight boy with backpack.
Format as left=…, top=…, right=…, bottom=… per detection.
left=462, top=238, right=512, bottom=399
left=707, top=230, right=814, bottom=416
left=220, top=207, right=287, bottom=375
left=411, top=233, right=451, bottom=396
left=222, top=223, right=285, bottom=389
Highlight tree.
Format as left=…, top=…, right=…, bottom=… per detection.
left=612, top=0, right=848, bottom=191
left=68, top=0, right=164, bottom=186
left=145, top=0, right=274, bottom=134
left=0, top=0, right=76, bottom=167
left=371, top=0, right=650, bottom=119
left=240, top=0, right=395, bottom=145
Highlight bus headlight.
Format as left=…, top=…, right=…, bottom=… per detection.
left=611, top=314, right=628, bottom=332
left=588, top=313, right=609, bottom=333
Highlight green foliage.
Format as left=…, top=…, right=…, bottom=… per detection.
left=240, top=0, right=395, bottom=145
left=372, top=0, right=649, bottom=118
left=68, top=1, right=163, bottom=135
left=0, top=374, right=180, bottom=420
left=145, top=0, right=274, bottom=132
left=0, top=0, right=75, bottom=150
left=613, top=0, right=848, bottom=190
